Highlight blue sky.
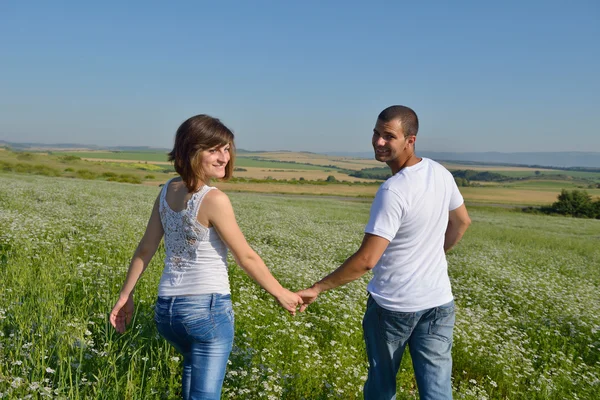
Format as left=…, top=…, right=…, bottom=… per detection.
left=1, top=1, right=598, bottom=153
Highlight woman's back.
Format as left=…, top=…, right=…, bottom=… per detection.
left=158, top=178, right=230, bottom=296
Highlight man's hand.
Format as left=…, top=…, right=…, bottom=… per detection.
left=275, top=288, right=304, bottom=316
left=110, top=295, right=134, bottom=333
left=296, top=285, right=321, bottom=312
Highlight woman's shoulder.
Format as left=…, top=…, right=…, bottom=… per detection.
left=198, top=188, right=233, bottom=218
left=203, top=188, right=229, bottom=204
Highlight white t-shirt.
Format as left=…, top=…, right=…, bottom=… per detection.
left=365, top=158, right=463, bottom=312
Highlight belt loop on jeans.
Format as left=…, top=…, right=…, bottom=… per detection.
left=210, top=293, right=217, bottom=309
left=168, top=296, right=176, bottom=314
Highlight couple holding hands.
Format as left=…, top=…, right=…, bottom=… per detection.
left=110, top=105, right=470, bottom=400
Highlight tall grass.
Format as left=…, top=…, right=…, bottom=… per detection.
left=0, top=173, right=598, bottom=399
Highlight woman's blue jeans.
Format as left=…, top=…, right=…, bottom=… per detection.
left=154, top=294, right=234, bottom=400
left=362, top=296, right=455, bottom=400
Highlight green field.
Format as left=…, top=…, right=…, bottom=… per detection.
left=52, top=151, right=171, bottom=162
left=50, top=151, right=335, bottom=171
left=1, top=173, right=598, bottom=399
left=506, top=179, right=600, bottom=191
left=234, top=158, right=329, bottom=170
left=0, top=150, right=175, bottom=184
left=38, top=149, right=600, bottom=191
left=495, top=170, right=600, bottom=182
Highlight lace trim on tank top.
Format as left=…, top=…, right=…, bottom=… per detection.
left=159, top=179, right=216, bottom=286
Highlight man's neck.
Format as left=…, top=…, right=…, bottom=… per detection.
left=388, top=153, right=421, bottom=175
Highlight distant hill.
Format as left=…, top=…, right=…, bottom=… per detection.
left=324, top=151, right=600, bottom=169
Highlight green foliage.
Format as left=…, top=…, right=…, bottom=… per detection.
left=349, top=167, right=390, bottom=180
left=550, top=189, right=600, bottom=218
left=1, top=154, right=150, bottom=185
left=0, top=160, right=61, bottom=177
left=16, top=152, right=35, bottom=161
left=454, top=177, right=470, bottom=187
left=325, top=175, right=337, bottom=182
left=58, top=155, right=82, bottom=162
left=76, top=169, right=98, bottom=180
left=106, top=173, right=142, bottom=184
left=451, top=170, right=510, bottom=182
left=525, top=189, right=600, bottom=219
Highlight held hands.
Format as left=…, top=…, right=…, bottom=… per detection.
left=110, top=295, right=134, bottom=333
left=275, top=288, right=304, bottom=316
left=296, top=285, right=321, bottom=313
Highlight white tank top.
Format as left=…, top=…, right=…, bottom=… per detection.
left=157, top=179, right=230, bottom=297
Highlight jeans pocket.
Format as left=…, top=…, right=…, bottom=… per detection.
left=379, top=309, right=414, bottom=344
left=181, top=313, right=215, bottom=340
left=212, top=309, right=235, bottom=343
left=429, top=304, right=455, bottom=343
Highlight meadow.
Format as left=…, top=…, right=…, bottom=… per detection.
left=0, top=173, right=598, bottom=399
left=6, top=148, right=600, bottom=205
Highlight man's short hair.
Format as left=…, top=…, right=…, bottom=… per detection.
left=378, top=105, right=419, bottom=137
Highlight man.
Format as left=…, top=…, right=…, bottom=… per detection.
left=297, top=105, right=471, bottom=400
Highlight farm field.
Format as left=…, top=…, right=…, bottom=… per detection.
left=230, top=167, right=369, bottom=182
left=52, top=151, right=171, bottom=163
left=53, top=150, right=600, bottom=182
left=0, top=150, right=174, bottom=185
left=52, top=150, right=361, bottom=172
left=3, top=148, right=600, bottom=205
left=240, top=151, right=383, bottom=170
left=441, top=163, right=546, bottom=172
left=0, top=173, right=598, bottom=399
left=212, top=182, right=586, bottom=206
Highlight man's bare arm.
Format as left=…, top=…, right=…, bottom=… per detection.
left=444, top=204, right=471, bottom=253
left=297, top=234, right=389, bottom=312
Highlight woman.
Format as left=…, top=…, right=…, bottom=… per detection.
left=110, top=114, right=302, bottom=399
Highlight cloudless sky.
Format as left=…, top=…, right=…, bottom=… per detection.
left=1, top=1, right=598, bottom=153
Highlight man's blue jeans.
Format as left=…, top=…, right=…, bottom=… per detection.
left=154, top=294, right=234, bottom=400
left=362, top=295, right=455, bottom=400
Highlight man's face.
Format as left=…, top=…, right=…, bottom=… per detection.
left=372, top=118, right=409, bottom=163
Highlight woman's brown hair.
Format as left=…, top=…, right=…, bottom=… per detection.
left=168, top=114, right=235, bottom=192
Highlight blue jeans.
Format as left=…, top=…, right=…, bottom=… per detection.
left=154, top=294, right=234, bottom=400
left=362, top=296, right=455, bottom=400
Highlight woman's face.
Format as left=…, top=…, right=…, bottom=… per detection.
left=200, top=143, right=231, bottom=179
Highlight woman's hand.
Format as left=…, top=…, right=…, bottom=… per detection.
left=296, top=285, right=321, bottom=313
left=275, top=289, right=304, bottom=316
left=110, top=295, right=134, bottom=333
